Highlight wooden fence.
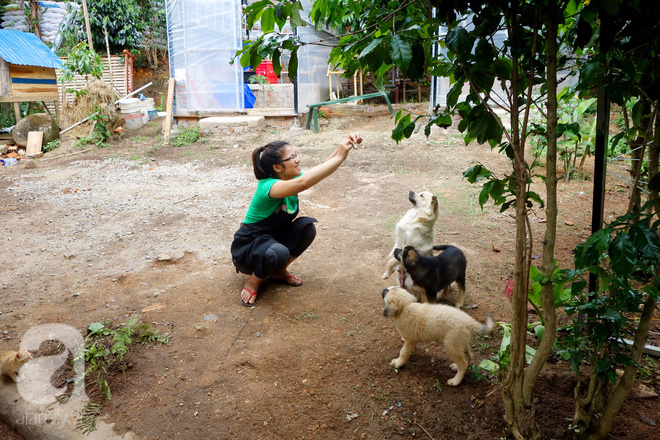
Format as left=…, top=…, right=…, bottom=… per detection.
left=56, top=54, right=133, bottom=107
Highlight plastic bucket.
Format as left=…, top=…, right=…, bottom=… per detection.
left=139, top=98, right=156, bottom=122
left=119, top=98, right=145, bottom=129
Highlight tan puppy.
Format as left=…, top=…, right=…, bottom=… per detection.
left=382, top=190, right=439, bottom=281
left=382, top=286, right=494, bottom=386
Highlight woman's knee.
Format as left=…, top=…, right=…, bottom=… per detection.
left=292, top=223, right=316, bottom=257
left=262, top=244, right=290, bottom=274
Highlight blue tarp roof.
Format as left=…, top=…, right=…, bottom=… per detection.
left=0, top=30, right=62, bottom=69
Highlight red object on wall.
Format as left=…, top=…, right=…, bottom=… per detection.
left=255, top=61, right=278, bottom=84
left=123, top=49, right=135, bottom=93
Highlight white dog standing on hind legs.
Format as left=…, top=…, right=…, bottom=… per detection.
left=382, top=286, right=494, bottom=386
left=382, top=190, right=439, bottom=281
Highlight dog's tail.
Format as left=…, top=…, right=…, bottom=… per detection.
left=477, top=314, right=495, bottom=335
left=432, top=245, right=453, bottom=252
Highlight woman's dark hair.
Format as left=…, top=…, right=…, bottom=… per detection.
left=252, top=141, right=289, bottom=179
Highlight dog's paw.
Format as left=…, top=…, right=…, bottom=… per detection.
left=382, top=272, right=391, bottom=280
left=446, top=377, right=462, bottom=386
left=449, top=363, right=458, bottom=372
left=390, top=358, right=405, bottom=368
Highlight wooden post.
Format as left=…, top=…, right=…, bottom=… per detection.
left=26, top=131, right=43, bottom=157
left=81, top=0, right=94, bottom=49
left=12, top=102, right=20, bottom=123
left=163, top=78, right=175, bottom=144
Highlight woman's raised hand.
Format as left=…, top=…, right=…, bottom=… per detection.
left=339, top=133, right=363, bottom=151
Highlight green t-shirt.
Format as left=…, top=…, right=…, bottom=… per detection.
left=243, top=177, right=299, bottom=224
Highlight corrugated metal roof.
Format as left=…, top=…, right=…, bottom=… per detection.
left=0, top=30, right=62, bottom=69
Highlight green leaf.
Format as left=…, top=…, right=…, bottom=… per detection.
left=479, top=181, right=494, bottom=207
left=479, top=359, right=499, bottom=373
left=580, top=229, right=611, bottom=266
left=445, top=26, right=471, bottom=57
left=287, top=48, right=298, bottom=82
left=533, top=325, right=545, bottom=341
left=261, top=8, right=275, bottom=33
left=462, top=164, right=493, bottom=183
left=600, top=307, right=621, bottom=322
left=359, top=38, right=383, bottom=60
left=447, top=79, right=465, bottom=108
left=629, top=223, right=660, bottom=260
left=272, top=49, right=282, bottom=76
left=609, top=233, right=637, bottom=277
left=88, top=322, right=105, bottom=334
left=406, top=43, right=426, bottom=81
left=274, top=2, right=287, bottom=31
left=594, top=358, right=612, bottom=373
left=290, top=1, right=305, bottom=28
left=525, top=344, right=536, bottom=364
left=390, top=34, right=413, bottom=74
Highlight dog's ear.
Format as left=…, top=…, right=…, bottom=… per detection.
left=384, top=304, right=401, bottom=318
left=393, top=248, right=402, bottom=261
left=383, top=291, right=403, bottom=317
left=431, top=195, right=439, bottom=214
left=404, top=246, right=419, bottom=264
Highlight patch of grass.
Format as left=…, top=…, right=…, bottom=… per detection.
left=180, top=149, right=208, bottom=160
left=145, top=142, right=162, bottom=157
left=433, top=379, right=443, bottom=394
left=468, top=364, right=492, bottom=383
left=132, top=136, right=151, bottom=143
left=637, top=355, right=657, bottom=382
left=171, top=126, right=200, bottom=147
left=43, top=139, right=60, bottom=153
left=296, top=310, right=318, bottom=325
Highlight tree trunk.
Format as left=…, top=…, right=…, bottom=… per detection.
left=29, top=0, right=41, bottom=40
left=501, top=8, right=540, bottom=439
left=524, top=8, right=559, bottom=406
left=585, top=294, right=658, bottom=439
left=627, top=100, right=652, bottom=213
left=647, top=116, right=659, bottom=216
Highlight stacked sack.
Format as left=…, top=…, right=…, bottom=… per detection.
left=1, top=1, right=80, bottom=46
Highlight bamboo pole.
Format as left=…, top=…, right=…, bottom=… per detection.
left=81, top=0, right=94, bottom=49
left=103, top=26, right=115, bottom=92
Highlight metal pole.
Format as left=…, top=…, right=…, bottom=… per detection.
left=588, top=9, right=613, bottom=295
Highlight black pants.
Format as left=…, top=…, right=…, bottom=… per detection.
left=254, top=223, right=316, bottom=279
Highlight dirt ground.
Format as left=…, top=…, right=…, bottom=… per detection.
left=0, top=106, right=658, bottom=439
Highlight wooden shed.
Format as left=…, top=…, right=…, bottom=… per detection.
left=0, top=29, right=62, bottom=123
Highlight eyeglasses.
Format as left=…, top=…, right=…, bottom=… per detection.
left=278, top=152, right=299, bottom=164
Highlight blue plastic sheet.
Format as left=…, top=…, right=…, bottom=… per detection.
left=244, top=84, right=256, bottom=109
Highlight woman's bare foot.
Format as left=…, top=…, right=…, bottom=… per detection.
left=240, top=275, right=262, bottom=306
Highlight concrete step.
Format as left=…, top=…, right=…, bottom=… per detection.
left=199, top=115, right=266, bottom=135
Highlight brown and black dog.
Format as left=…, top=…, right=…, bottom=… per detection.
left=395, top=244, right=467, bottom=307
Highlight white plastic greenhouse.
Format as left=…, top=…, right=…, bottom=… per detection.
left=165, top=0, right=337, bottom=124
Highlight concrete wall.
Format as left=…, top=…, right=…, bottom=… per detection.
left=249, top=84, right=294, bottom=109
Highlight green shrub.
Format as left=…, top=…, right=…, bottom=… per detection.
left=171, top=126, right=201, bottom=147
